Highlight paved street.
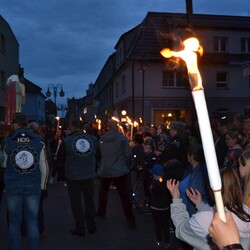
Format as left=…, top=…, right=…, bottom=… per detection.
left=0, top=179, right=181, bottom=250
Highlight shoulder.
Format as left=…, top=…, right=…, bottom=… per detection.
left=189, top=211, right=213, bottom=237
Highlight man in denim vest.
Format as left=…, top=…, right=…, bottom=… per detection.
left=3, top=112, right=49, bottom=250
left=57, top=119, right=98, bottom=237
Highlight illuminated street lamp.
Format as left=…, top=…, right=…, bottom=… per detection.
left=46, top=83, right=65, bottom=106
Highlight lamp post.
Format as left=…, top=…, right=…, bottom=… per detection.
left=46, top=83, right=65, bottom=107
left=139, top=61, right=150, bottom=124
left=57, top=104, right=67, bottom=118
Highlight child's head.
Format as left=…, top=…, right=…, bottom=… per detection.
left=150, top=164, right=164, bottom=179
left=143, top=136, right=155, bottom=154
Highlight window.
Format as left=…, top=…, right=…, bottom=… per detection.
left=121, top=75, right=126, bottom=93
left=162, top=69, right=188, bottom=88
left=216, top=72, right=229, bottom=89
left=0, top=70, right=5, bottom=89
left=0, top=33, right=5, bottom=54
left=241, top=38, right=250, bottom=53
left=115, top=81, right=119, bottom=97
left=213, top=37, right=227, bottom=52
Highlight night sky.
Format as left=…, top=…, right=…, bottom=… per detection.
left=1, top=0, right=250, bottom=104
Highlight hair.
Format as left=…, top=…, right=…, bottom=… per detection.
left=144, top=136, right=155, bottom=150
left=12, top=112, right=29, bottom=127
left=221, top=168, right=250, bottom=222
left=187, top=143, right=205, bottom=163
left=218, top=117, right=231, bottom=128
left=107, top=120, right=118, bottom=131
left=27, top=122, right=40, bottom=134
left=71, top=119, right=83, bottom=129
left=134, top=133, right=144, bottom=144
left=226, top=129, right=242, bottom=146
left=239, top=150, right=250, bottom=204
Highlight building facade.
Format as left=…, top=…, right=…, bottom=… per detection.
left=0, top=15, right=19, bottom=122
left=93, top=12, right=250, bottom=127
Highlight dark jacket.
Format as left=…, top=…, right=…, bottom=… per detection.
left=97, top=130, right=132, bottom=177
left=149, top=177, right=172, bottom=210
left=131, top=144, right=145, bottom=171
left=160, top=131, right=189, bottom=165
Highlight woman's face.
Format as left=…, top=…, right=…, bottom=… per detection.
left=239, top=159, right=249, bottom=179
left=169, top=128, right=177, bottom=138
left=225, top=134, right=237, bottom=148
left=143, top=144, right=152, bottom=154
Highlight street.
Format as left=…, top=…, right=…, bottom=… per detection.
left=0, top=179, right=181, bottom=250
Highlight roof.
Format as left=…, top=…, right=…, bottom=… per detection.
left=19, top=76, right=43, bottom=94
left=119, top=12, right=250, bottom=61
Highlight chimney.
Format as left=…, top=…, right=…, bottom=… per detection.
left=19, top=65, right=24, bottom=78
left=186, top=0, right=193, bottom=28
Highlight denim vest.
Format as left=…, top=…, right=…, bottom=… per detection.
left=64, top=131, right=97, bottom=180
left=4, top=127, right=42, bottom=187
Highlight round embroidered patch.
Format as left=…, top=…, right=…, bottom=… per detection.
left=10, top=146, right=38, bottom=173
left=76, top=138, right=90, bottom=153
left=72, top=134, right=93, bottom=156
left=15, top=150, right=34, bottom=169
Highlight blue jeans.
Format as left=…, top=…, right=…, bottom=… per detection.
left=5, top=185, right=41, bottom=250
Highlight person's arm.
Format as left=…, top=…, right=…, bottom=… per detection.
left=209, top=211, right=244, bottom=250
left=39, top=142, right=49, bottom=190
left=166, top=179, right=209, bottom=249
left=2, top=148, right=7, bottom=168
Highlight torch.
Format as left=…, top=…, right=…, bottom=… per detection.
left=161, top=37, right=226, bottom=221
left=126, top=116, right=134, bottom=141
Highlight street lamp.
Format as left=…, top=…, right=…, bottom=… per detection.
left=46, top=83, right=65, bottom=106
left=139, top=61, right=150, bottom=124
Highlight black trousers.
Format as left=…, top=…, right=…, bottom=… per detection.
left=67, top=178, right=96, bottom=233
left=151, top=208, right=170, bottom=243
left=97, top=174, right=135, bottom=222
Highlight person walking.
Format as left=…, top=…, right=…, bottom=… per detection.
left=57, top=119, right=98, bottom=237
left=2, top=112, right=49, bottom=250
left=96, top=120, right=136, bottom=228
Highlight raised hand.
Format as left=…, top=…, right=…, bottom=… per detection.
left=186, top=187, right=202, bottom=206
left=166, top=179, right=180, bottom=199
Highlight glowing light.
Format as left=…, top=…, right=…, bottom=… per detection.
left=160, top=36, right=225, bottom=222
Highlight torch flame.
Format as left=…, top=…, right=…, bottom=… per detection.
left=160, top=37, right=203, bottom=91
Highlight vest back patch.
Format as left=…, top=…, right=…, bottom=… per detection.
left=10, top=146, right=38, bottom=173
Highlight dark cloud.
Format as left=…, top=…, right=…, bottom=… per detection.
left=1, top=0, right=250, bottom=103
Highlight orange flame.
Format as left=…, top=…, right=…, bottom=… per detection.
left=160, top=37, right=203, bottom=91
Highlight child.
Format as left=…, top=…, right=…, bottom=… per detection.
left=149, top=164, right=172, bottom=248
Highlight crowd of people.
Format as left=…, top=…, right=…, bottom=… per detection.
left=0, top=108, right=250, bottom=249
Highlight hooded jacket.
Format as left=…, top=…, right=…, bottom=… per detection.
left=170, top=198, right=250, bottom=250
left=97, top=130, right=132, bottom=177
